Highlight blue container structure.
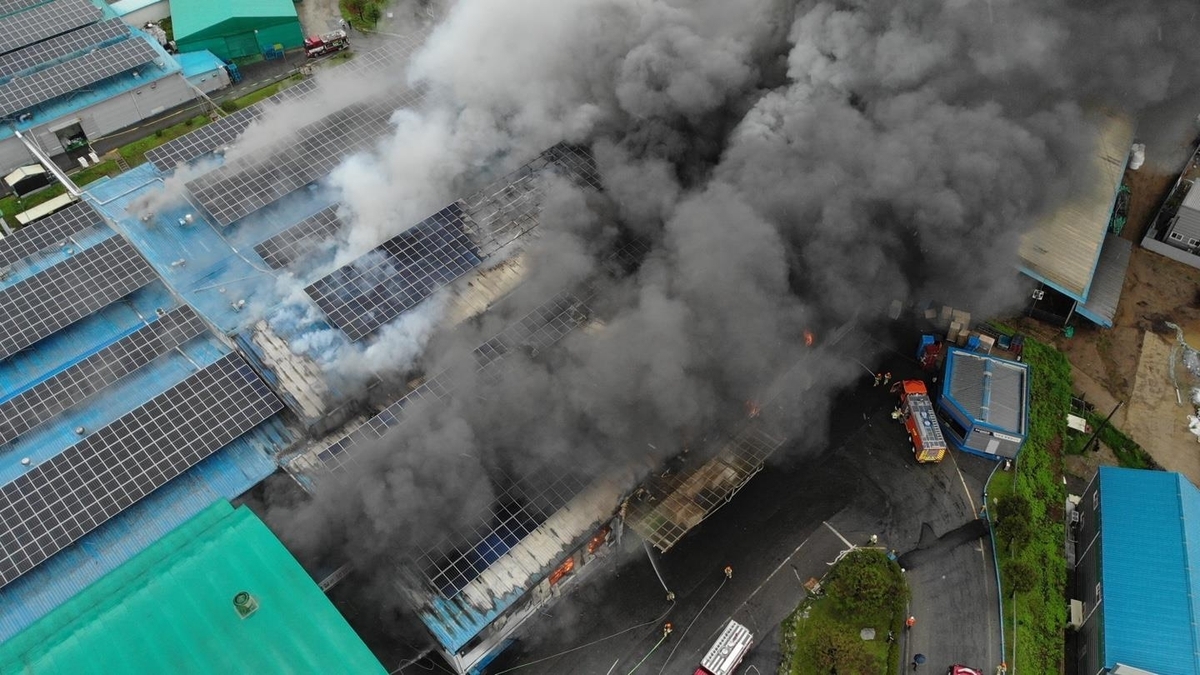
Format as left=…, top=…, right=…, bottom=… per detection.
left=936, top=348, right=1029, bottom=460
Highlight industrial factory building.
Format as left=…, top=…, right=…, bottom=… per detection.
left=0, top=500, right=385, bottom=674
left=1018, top=111, right=1136, bottom=328
left=1069, top=467, right=1200, bottom=675
left=0, top=0, right=203, bottom=179
left=170, top=0, right=304, bottom=61
left=0, top=26, right=823, bottom=675
left=937, top=348, right=1029, bottom=460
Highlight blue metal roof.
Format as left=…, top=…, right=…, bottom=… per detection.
left=0, top=414, right=293, bottom=642
left=1100, top=467, right=1200, bottom=674
left=89, top=165, right=338, bottom=334
left=0, top=34, right=180, bottom=144
left=175, top=50, right=226, bottom=79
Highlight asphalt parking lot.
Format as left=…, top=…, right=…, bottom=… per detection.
left=484, top=332, right=1003, bottom=675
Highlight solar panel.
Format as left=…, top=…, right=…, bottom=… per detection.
left=0, top=236, right=157, bottom=360
left=0, top=36, right=157, bottom=117
left=0, top=353, right=282, bottom=588
left=0, top=305, right=207, bottom=445
left=304, top=203, right=483, bottom=340
left=146, top=35, right=427, bottom=171
left=0, top=18, right=128, bottom=79
left=187, top=90, right=420, bottom=225
left=0, top=200, right=104, bottom=270
left=0, top=0, right=102, bottom=56
left=0, top=0, right=47, bottom=18
left=254, top=205, right=344, bottom=269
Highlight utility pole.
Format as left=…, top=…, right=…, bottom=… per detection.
left=1084, top=401, right=1123, bottom=453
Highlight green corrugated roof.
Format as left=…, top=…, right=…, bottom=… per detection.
left=170, top=0, right=299, bottom=42
left=0, top=500, right=385, bottom=675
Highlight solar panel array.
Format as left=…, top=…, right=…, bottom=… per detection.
left=414, top=469, right=590, bottom=597
left=0, top=353, right=282, bottom=588
left=146, top=35, right=428, bottom=171
left=0, top=0, right=102, bottom=56
left=0, top=200, right=104, bottom=269
left=254, top=205, right=344, bottom=269
left=0, top=236, right=157, bottom=360
left=188, top=90, right=421, bottom=226
left=304, top=203, right=482, bottom=340
left=0, top=0, right=46, bottom=18
left=464, top=144, right=603, bottom=258
left=0, top=18, right=127, bottom=79
left=0, top=36, right=157, bottom=116
left=0, top=306, right=207, bottom=445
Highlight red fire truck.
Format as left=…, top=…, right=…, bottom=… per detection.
left=304, top=30, right=350, bottom=58
left=694, top=619, right=754, bottom=675
left=892, top=380, right=948, bottom=463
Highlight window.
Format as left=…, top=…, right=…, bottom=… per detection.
left=1190, top=238, right=1200, bottom=247
left=1170, top=231, right=1185, bottom=241
left=1095, top=582, right=1102, bottom=603
left=1092, top=489, right=1099, bottom=510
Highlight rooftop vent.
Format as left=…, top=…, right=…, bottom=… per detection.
left=233, top=591, right=259, bottom=619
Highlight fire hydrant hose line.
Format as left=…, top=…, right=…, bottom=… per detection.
left=625, top=627, right=671, bottom=675
left=488, top=601, right=676, bottom=674
left=656, top=573, right=730, bottom=674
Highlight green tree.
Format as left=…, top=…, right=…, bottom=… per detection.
left=1004, top=558, right=1037, bottom=595
left=807, top=623, right=875, bottom=675
left=363, top=1, right=382, bottom=26
left=824, top=550, right=896, bottom=615
left=995, top=493, right=1033, bottom=546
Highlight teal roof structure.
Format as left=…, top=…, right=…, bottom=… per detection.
left=1100, top=467, right=1200, bottom=674
left=0, top=500, right=385, bottom=675
left=170, top=0, right=298, bottom=42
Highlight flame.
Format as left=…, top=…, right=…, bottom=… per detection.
left=745, top=400, right=761, bottom=418
left=804, top=330, right=815, bottom=347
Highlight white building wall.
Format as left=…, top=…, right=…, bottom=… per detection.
left=188, top=67, right=231, bottom=95
left=0, top=74, right=198, bottom=176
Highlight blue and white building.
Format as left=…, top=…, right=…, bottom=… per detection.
left=1071, top=467, right=1200, bottom=675
left=937, top=348, right=1029, bottom=460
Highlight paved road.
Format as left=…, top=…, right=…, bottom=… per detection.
left=477, top=330, right=1003, bottom=675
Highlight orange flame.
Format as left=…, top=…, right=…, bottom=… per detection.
left=804, top=330, right=815, bottom=347
left=745, top=400, right=761, bottom=418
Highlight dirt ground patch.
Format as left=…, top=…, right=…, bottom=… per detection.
left=1124, top=331, right=1200, bottom=484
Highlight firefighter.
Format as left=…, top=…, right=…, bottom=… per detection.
left=873, top=372, right=883, bottom=387
left=905, top=615, right=916, bottom=630
left=883, top=372, right=893, bottom=386
left=724, top=565, right=734, bottom=579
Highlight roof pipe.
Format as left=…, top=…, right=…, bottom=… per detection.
left=12, top=126, right=82, bottom=198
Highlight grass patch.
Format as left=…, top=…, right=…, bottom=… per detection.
left=118, top=114, right=210, bottom=167
left=778, top=549, right=907, bottom=675
left=118, top=73, right=304, bottom=166
left=1062, top=411, right=1156, bottom=469
left=0, top=160, right=120, bottom=224
left=987, top=336, right=1067, bottom=675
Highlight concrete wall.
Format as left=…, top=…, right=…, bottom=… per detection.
left=1073, top=475, right=1105, bottom=675
left=187, top=67, right=230, bottom=95
left=1142, top=236, right=1200, bottom=270
left=0, top=74, right=197, bottom=176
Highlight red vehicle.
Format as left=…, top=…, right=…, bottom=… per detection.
left=892, top=380, right=948, bottom=463
left=949, top=666, right=983, bottom=675
left=304, top=30, right=349, bottom=58
left=694, top=619, right=753, bottom=675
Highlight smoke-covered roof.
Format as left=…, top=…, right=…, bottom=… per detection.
left=1017, top=111, right=1135, bottom=301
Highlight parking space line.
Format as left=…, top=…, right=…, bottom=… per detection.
left=823, top=520, right=854, bottom=548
